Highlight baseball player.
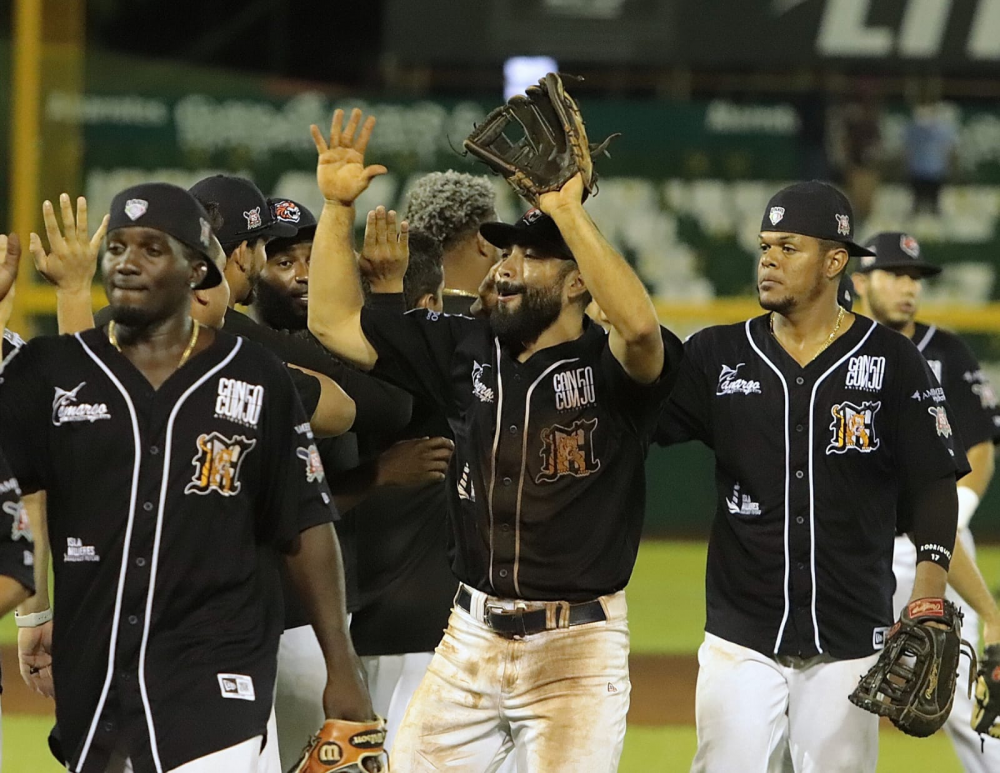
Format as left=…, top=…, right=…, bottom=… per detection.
left=306, top=107, right=681, bottom=771
left=0, top=182, right=380, bottom=772
left=404, top=171, right=500, bottom=313
left=852, top=231, right=1000, bottom=770
left=658, top=181, right=968, bottom=772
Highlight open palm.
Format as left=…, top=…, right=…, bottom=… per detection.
left=310, top=108, right=387, bottom=206
left=0, top=233, right=21, bottom=304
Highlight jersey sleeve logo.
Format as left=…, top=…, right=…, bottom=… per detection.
left=535, top=418, right=601, bottom=484
left=296, top=444, right=326, bottom=483
left=827, top=401, right=881, bottom=454
left=472, top=361, right=495, bottom=403
left=928, top=406, right=953, bottom=438
left=185, top=432, right=257, bottom=496
left=716, top=363, right=761, bottom=396
left=52, top=382, right=111, bottom=425
left=972, top=381, right=998, bottom=410
left=3, top=499, right=31, bottom=542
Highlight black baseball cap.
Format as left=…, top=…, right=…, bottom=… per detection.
left=188, top=175, right=296, bottom=248
left=761, top=181, right=875, bottom=258
left=267, top=198, right=317, bottom=249
left=479, top=209, right=573, bottom=260
left=107, top=182, right=223, bottom=290
left=838, top=274, right=854, bottom=311
left=856, top=232, right=942, bottom=277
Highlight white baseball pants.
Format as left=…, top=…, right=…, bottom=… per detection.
left=392, top=586, right=631, bottom=772
left=691, top=633, right=879, bottom=773
left=892, top=531, right=1000, bottom=771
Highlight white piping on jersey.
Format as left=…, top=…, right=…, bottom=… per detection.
left=916, top=325, right=937, bottom=353
left=74, top=335, right=146, bottom=772
left=744, top=321, right=792, bottom=655
left=138, top=338, right=242, bottom=772
left=486, top=338, right=504, bottom=592
left=513, top=358, right=579, bottom=596
left=806, top=320, right=878, bottom=655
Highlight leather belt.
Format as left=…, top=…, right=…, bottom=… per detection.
left=455, top=586, right=606, bottom=639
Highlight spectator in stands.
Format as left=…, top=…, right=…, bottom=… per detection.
left=905, top=95, right=959, bottom=216
left=830, top=82, right=882, bottom=225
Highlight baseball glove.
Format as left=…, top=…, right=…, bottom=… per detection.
left=972, top=643, right=1000, bottom=738
left=463, top=72, right=619, bottom=206
left=849, top=598, right=975, bottom=737
left=287, top=717, right=388, bottom=773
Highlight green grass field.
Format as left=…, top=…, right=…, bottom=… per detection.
left=4, top=540, right=999, bottom=771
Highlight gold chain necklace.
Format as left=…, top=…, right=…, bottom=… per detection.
left=108, top=320, right=201, bottom=370
left=769, top=305, right=845, bottom=360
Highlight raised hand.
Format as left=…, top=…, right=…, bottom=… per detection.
left=31, top=194, right=109, bottom=293
left=359, top=206, right=409, bottom=292
left=310, top=108, right=388, bottom=206
left=0, top=233, right=21, bottom=305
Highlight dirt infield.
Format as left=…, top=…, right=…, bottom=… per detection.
left=2, top=646, right=698, bottom=724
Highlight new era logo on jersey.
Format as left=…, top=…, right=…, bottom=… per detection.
left=928, top=406, right=953, bottom=438
left=217, top=673, right=255, bottom=701
left=472, top=361, right=494, bottom=404
left=536, top=418, right=601, bottom=484
left=185, top=432, right=256, bottom=497
left=553, top=366, right=596, bottom=411
left=296, top=444, right=325, bottom=483
left=3, top=499, right=31, bottom=542
left=52, top=383, right=111, bottom=426
left=214, top=378, right=264, bottom=428
left=716, top=363, right=761, bottom=396
left=457, top=462, right=476, bottom=502
left=844, top=355, right=885, bottom=392
left=827, top=401, right=881, bottom=454
left=873, top=626, right=889, bottom=650
left=725, top=482, right=761, bottom=517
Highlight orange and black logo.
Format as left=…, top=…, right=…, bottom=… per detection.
left=826, top=401, right=881, bottom=455
left=535, top=418, right=601, bottom=484
left=185, top=432, right=257, bottom=497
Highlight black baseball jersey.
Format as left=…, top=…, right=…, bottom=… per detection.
left=912, top=322, right=1000, bottom=449
left=658, top=314, right=967, bottom=660
left=0, top=446, right=34, bottom=594
left=0, top=327, right=335, bottom=773
left=360, top=308, right=681, bottom=602
left=2, top=328, right=24, bottom=362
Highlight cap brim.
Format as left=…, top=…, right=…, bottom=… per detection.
left=194, top=258, right=224, bottom=290
left=844, top=241, right=876, bottom=258
left=856, top=259, right=942, bottom=276
left=479, top=221, right=573, bottom=259
left=260, top=220, right=298, bottom=239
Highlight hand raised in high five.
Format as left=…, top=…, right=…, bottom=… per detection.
left=360, top=206, right=409, bottom=293
left=0, top=233, right=21, bottom=305
left=31, top=194, right=109, bottom=293
left=310, top=108, right=388, bottom=207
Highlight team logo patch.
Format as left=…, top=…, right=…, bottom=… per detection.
left=835, top=213, right=850, bottom=236
left=972, top=382, right=998, bottom=410
left=3, top=499, right=31, bottom=542
left=844, top=355, right=886, bottom=392
left=296, top=444, right=325, bottom=483
left=827, top=400, right=881, bottom=454
left=52, top=383, right=111, bottom=425
left=472, top=361, right=494, bottom=404
left=457, top=462, right=476, bottom=502
left=536, top=418, right=601, bottom=484
left=725, top=482, right=761, bottom=517
left=273, top=200, right=301, bottom=223
left=214, top=378, right=265, bottom=428
left=243, top=206, right=262, bottom=230
left=124, top=198, right=148, bottom=221
left=900, top=234, right=920, bottom=258
left=716, top=363, right=761, bottom=396
left=199, top=217, right=212, bottom=247
left=928, top=406, right=952, bottom=438
left=523, top=208, right=545, bottom=225
left=768, top=206, right=784, bottom=226
left=185, top=432, right=257, bottom=497
left=217, top=673, right=255, bottom=701
left=553, top=366, right=596, bottom=411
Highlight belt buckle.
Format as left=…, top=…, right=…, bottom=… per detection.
left=485, top=602, right=528, bottom=639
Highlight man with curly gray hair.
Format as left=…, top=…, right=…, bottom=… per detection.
left=404, top=171, right=500, bottom=313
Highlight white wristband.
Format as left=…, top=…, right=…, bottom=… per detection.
left=14, top=608, right=52, bottom=628
left=957, top=486, right=980, bottom=531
